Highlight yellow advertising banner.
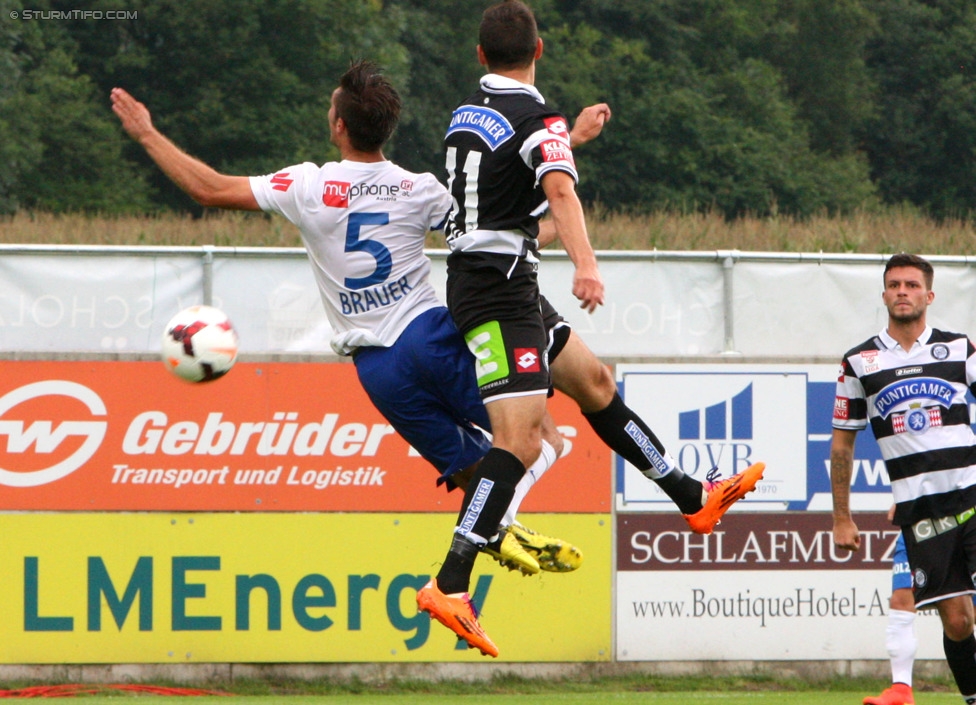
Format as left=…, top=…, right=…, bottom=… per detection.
left=0, top=513, right=610, bottom=663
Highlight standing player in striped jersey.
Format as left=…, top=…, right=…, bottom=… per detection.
left=417, top=0, right=765, bottom=658
left=832, top=253, right=976, bottom=705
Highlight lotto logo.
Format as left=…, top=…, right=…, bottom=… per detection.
left=544, top=117, right=569, bottom=137
left=833, top=397, right=849, bottom=420
left=323, top=181, right=350, bottom=208
left=515, top=348, right=540, bottom=373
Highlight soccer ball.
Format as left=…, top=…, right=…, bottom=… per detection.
left=161, top=305, right=239, bottom=383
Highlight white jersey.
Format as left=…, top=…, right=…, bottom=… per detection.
left=251, top=160, right=451, bottom=355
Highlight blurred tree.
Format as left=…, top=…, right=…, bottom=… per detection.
left=0, top=0, right=43, bottom=214
left=387, top=0, right=484, bottom=177
left=60, top=0, right=406, bottom=211
left=0, top=0, right=150, bottom=213
left=539, top=0, right=876, bottom=216
left=862, top=0, right=976, bottom=216
left=8, top=0, right=973, bottom=220
left=769, top=0, right=877, bottom=155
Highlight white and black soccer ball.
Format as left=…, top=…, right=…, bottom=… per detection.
left=161, top=305, right=239, bottom=383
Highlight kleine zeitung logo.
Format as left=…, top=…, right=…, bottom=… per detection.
left=0, top=380, right=107, bottom=487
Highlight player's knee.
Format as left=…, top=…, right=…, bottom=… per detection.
left=593, top=362, right=616, bottom=398
left=889, top=588, right=914, bottom=612
left=942, top=610, right=974, bottom=641
left=575, top=359, right=615, bottom=411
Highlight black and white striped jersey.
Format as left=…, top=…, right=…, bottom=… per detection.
left=833, top=326, right=976, bottom=525
left=442, top=74, right=577, bottom=259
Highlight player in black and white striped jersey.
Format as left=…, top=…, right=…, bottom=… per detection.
left=418, top=0, right=765, bottom=658
left=832, top=252, right=976, bottom=705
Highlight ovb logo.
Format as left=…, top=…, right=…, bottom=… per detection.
left=617, top=367, right=810, bottom=506
left=676, top=383, right=754, bottom=475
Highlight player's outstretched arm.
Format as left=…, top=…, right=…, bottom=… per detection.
left=569, top=103, right=611, bottom=148
left=110, top=87, right=259, bottom=211
left=830, top=427, right=861, bottom=551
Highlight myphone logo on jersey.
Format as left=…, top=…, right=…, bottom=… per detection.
left=323, top=181, right=410, bottom=208
left=615, top=366, right=808, bottom=507
left=323, top=181, right=350, bottom=208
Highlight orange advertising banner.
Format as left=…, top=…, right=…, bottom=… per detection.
left=0, top=360, right=610, bottom=512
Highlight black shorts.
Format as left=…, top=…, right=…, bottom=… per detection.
left=542, top=295, right=571, bottom=363
left=904, top=515, right=976, bottom=608
left=447, top=253, right=567, bottom=401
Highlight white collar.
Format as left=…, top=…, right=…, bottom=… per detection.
left=878, top=325, right=932, bottom=352
left=480, top=74, right=545, bottom=104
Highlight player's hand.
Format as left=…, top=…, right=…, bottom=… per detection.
left=832, top=516, right=861, bottom=552
left=572, top=264, right=605, bottom=313
left=570, top=103, right=611, bottom=148
left=111, top=87, right=156, bottom=143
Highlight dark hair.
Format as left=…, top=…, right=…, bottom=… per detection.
left=479, top=1, right=538, bottom=71
left=884, top=253, right=934, bottom=289
left=333, top=59, right=401, bottom=152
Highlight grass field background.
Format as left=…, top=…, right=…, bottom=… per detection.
left=3, top=206, right=976, bottom=255
left=0, top=674, right=962, bottom=702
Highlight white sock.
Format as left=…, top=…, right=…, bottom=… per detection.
left=498, top=439, right=557, bottom=530
left=887, top=609, right=917, bottom=687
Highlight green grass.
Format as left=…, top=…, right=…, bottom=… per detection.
left=2, top=695, right=962, bottom=704
left=0, top=674, right=961, bottom=702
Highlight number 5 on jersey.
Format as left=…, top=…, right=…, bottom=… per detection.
left=344, top=212, right=391, bottom=289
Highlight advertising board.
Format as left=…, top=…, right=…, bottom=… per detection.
left=0, top=361, right=609, bottom=513
left=616, top=364, right=890, bottom=513
left=616, top=512, right=942, bottom=660
left=614, top=363, right=948, bottom=661
left=1, top=512, right=610, bottom=663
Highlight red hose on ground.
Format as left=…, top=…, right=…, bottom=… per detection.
left=0, top=684, right=230, bottom=697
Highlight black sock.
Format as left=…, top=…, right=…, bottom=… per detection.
left=657, top=471, right=707, bottom=514
left=944, top=632, right=976, bottom=697
left=584, top=393, right=703, bottom=513
left=436, top=447, right=525, bottom=594
left=435, top=535, right=481, bottom=596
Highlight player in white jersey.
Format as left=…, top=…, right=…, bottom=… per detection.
left=110, top=61, right=579, bottom=608
left=832, top=253, right=976, bottom=705
left=252, top=158, right=447, bottom=357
